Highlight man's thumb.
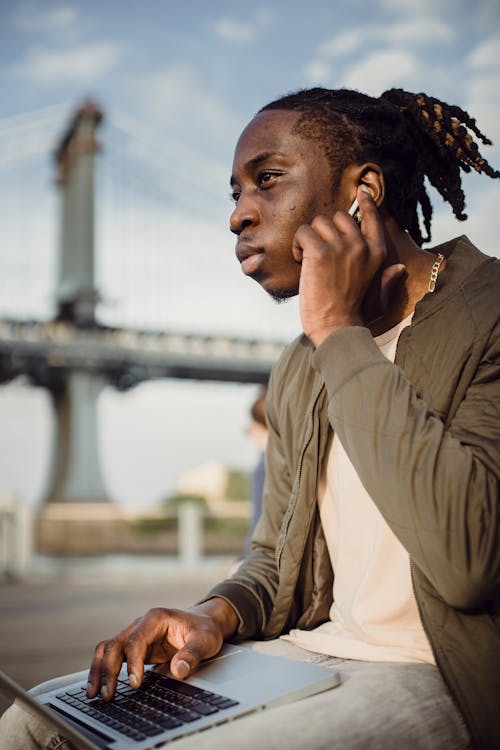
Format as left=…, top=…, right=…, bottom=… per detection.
left=170, top=637, right=212, bottom=680
left=170, top=655, right=192, bottom=679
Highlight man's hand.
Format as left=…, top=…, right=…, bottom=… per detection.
left=86, top=598, right=238, bottom=701
left=292, top=186, right=405, bottom=347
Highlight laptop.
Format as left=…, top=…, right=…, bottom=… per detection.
left=0, top=643, right=340, bottom=749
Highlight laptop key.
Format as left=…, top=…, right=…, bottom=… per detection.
left=97, top=715, right=115, bottom=726
left=194, top=689, right=218, bottom=700
left=142, top=723, right=168, bottom=737
left=66, top=685, right=85, bottom=697
left=189, top=701, right=219, bottom=716
left=121, top=726, right=148, bottom=739
left=210, top=697, right=240, bottom=709
left=129, top=730, right=148, bottom=741
left=156, top=715, right=183, bottom=730
left=116, top=686, right=135, bottom=695
left=175, top=710, right=200, bottom=723
left=174, top=694, right=196, bottom=707
left=86, top=707, right=104, bottom=718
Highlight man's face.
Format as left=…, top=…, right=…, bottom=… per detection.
left=230, top=109, right=349, bottom=300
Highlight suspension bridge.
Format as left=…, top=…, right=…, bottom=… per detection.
left=0, top=100, right=285, bottom=508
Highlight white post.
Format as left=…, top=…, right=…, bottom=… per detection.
left=178, top=501, right=203, bottom=568
left=0, top=505, right=11, bottom=575
left=0, top=492, right=33, bottom=578
left=15, top=503, right=34, bottom=576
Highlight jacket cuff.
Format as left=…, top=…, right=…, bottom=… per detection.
left=311, top=326, right=390, bottom=396
left=198, top=580, right=265, bottom=640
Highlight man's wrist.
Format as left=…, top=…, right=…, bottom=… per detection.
left=190, top=597, right=239, bottom=640
left=309, top=315, right=364, bottom=348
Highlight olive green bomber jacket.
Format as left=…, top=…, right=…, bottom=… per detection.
left=207, top=236, right=500, bottom=749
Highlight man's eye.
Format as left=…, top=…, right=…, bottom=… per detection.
left=258, top=171, right=276, bottom=186
left=230, top=191, right=240, bottom=203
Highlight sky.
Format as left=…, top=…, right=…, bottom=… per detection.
left=0, top=0, right=499, bottom=512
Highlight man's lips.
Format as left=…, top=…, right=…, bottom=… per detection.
left=236, top=243, right=264, bottom=275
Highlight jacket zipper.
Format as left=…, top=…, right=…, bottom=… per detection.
left=276, top=378, right=325, bottom=569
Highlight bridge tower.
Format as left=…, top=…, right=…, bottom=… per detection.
left=55, top=100, right=101, bottom=326
left=46, top=102, right=108, bottom=504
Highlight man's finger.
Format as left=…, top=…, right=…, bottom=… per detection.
left=122, top=626, right=149, bottom=690
left=99, top=638, right=128, bottom=700
left=86, top=641, right=106, bottom=698
left=357, top=187, right=385, bottom=253
left=124, top=618, right=177, bottom=688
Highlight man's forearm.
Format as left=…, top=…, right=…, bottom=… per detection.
left=312, top=325, right=500, bottom=608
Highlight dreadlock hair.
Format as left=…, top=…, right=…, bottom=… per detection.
left=259, top=88, right=500, bottom=246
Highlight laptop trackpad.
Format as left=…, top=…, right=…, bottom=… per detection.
left=194, top=647, right=260, bottom=685
left=155, top=646, right=258, bottom=687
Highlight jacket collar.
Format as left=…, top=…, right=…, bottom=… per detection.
left=412, top=235, right=494, bottom=324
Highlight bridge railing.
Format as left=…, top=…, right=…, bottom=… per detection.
left=0, top=319, right=285, bottom=386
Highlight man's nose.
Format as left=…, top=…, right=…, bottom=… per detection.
left=230, top=194, right=259, bottom=235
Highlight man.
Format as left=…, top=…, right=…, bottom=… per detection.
left=2, top=87, right=499, bottom=749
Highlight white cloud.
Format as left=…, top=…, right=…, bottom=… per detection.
left=302, top=60, right=332, bottom=85
left=212, top=18, right=256, bottom=43
left=318, top=30, right=364, bottom=59
left=466, top=33, right=500, bottom=70
left=13, top=2, right=78, bottom=33
left=7, top=41, right=123, bottom=83
left=303, top=17, right=454, bottom=89
left=343, top=51, right=419, bottom=96
left=211, top=9, right=274, bottom=44
left=377, top=0, right=455, bottom=14
left=316, top=18, right=453, bottom=61
left=384, top=18, right=454, bottom=45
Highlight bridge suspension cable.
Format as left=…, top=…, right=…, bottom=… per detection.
left=0, top=102, right=71, bottom=171
left=0, top=100, right=235, bottom=331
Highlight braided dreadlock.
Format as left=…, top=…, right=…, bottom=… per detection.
left=259, top=88, right=500, bottom=245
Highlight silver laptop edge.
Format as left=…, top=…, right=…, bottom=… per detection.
left=1, top=644, right=340, bottom=749
left=0, top=669, right=98, bottom=750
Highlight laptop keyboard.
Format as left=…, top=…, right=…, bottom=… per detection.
left=54, top=671, right=240, bottom=742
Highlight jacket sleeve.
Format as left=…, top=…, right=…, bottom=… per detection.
left=312, top=324, right=500, bottom=610
left=201, top=363, right=294, bottom=640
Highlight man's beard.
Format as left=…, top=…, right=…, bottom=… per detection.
left=269, top=288, right=297, bottom=304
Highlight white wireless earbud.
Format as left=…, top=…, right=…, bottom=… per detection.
left=348, top=198, right=361, bottom=224
left=348, top=198, right=359, bottom=217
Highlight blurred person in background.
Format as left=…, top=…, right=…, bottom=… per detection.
left=245, top=384, right=268, bottom=556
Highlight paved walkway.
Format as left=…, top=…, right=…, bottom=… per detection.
left=0, top=555, right=232, bottom=718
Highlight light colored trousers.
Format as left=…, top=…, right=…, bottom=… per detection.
left=0, top=639, right=470, bottom=750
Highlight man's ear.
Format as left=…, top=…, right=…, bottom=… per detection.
left=339, top=163, right=386, bottom=211
left=357, top=163, right=385, bottom=207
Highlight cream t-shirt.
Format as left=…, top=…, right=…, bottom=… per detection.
left=283, top=315, right=435, bottom=664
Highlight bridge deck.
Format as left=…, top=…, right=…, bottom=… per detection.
left=0, top=319, right=285, bottom=385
